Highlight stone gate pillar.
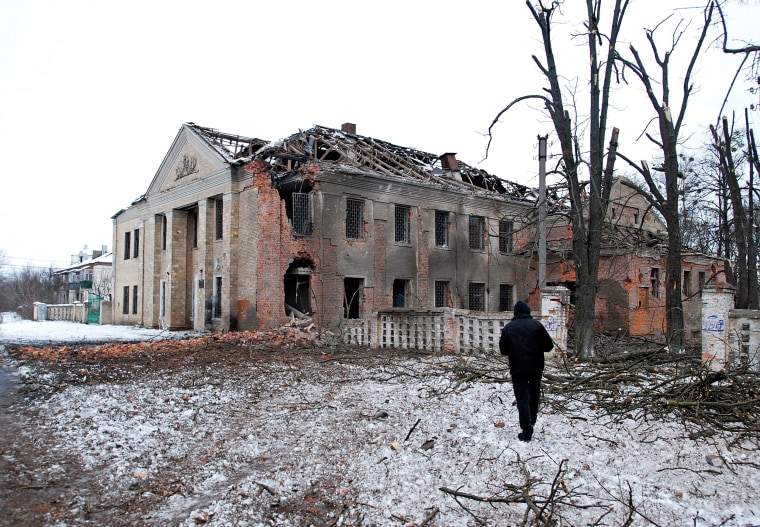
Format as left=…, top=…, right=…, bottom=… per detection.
left=541, top=286, right=570, bottom=359
left=701, top=285, right=736, bottom=371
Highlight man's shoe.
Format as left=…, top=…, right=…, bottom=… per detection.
left=518, top=431, right=532, bottom=442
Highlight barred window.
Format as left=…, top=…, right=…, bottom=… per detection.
left=293, top=192, right=312, bottom=235
left=395, top=205, right=410, bottom=244
left=499, top=220, right=513, bottom=254
left=499, top=284, right=514, bottom=312
left=393, top=279, right=409, bottom=307
left=215, top=198, right=223, bottom=240
left=468, top=282, right=486, bottom=311
left=346, top=198, right=365, bottom=239
left=435, top=210, right=450, bottom=248
left=469, top=215, right=485, bottom=250
left=434, top=280, right=451, bottom=308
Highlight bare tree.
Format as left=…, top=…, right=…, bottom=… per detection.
left=616, top=2, right=715, bottom=351
left=488, top=0, right=628, bottom=359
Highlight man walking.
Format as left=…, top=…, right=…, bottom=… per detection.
left=499, top=300, right=554, bottom=442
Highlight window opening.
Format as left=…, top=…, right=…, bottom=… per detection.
left=276, top=177, right=313, bottom=236
left=392, top=279, right=409, bottom=307
left=189, top=208, right=198, bottom=248
left=161, top=214, right=167, bottom=250
left=499, top=284, right=514, bottom=311
left=122, top=285, right=130, bottom=314
left=468, top=282, right=486, bottom=311
left=213, top=276, right=222, bottom=318
left=133, top=229, right=139, bottom=258
left=683, top=270, right=692, bottom=297
left=215, top=198, right=223, bottom=240
left=284, top=259, right=313, bottom=317
left=698, top=271, right=706, bottom=289
left=346, top=198, right=365, bottom=240
left=434, top=280, right=451, bottom=308
left=132, top=285, right=138, bottom=315
left=343, top=277, right=363, bottom=319
left=159, top=281, right=166, bottom=317
left=435, top=210, right=450, bottom=248
left=394, top=205, right=410, bottom=244
left=651, top=268, right=660, bottom=298
left=499, top=220, right=513, bottom=254
left=124, top=231, right=131, bottom=260
left=469, top=215, right=485, bottom=250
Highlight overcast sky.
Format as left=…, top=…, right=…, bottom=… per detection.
left=0, top=0, right=757, bottom=269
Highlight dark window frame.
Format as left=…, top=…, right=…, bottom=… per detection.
left=133, top=229, right=140, bottom=259
left=434, top=210, right=450, bottom=248
left=346, top=197, right=365, bottom=240
left=469, top=215, right=486, bottom=251
left=499, top=220, right=513, bottom=254
left=215, top=198, right=224, bottom=241
left=122, top=285, right=130, bottom=314
left=124, top=231, right=131, bottom=260
left=394, top=204, right=410, bottom=244
left=132, top=285, right=138, bottom=315
left=468, top=282, right=486, bottom=311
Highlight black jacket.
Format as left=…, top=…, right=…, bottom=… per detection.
left=499, top=302, right=554, bottom=377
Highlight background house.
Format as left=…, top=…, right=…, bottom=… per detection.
left=54, top=246, right=113, bottom=304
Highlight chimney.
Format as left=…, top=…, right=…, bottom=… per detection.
left=440, top=152, right=458, bottom=170
left=341, top=122, right=357, bottom=135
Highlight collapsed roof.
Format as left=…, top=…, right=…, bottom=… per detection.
left=188, top=123, right=534, bottom=200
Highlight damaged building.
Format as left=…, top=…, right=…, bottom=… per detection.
left=112, top=122, right=725, bottom=347
left=112, top=123, right=538, bottom=334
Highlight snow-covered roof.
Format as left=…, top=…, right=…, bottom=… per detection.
left=53, top=252, right=113, bottom=274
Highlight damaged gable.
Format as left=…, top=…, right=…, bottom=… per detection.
left=145, top=123, right=269, bottom=197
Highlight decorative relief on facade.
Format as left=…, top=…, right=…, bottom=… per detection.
left=175, top=154, right=199, bottom=180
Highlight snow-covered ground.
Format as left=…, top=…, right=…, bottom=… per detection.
left=2, top=316, right=759, bottom=526
left=0, top=313, right=201, bottom=345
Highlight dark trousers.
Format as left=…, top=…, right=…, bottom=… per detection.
left=512, top=373, right=542, bottom=433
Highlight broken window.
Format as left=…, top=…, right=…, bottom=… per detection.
left=499, top=220, right=513, bottom=254
left=698, top=271, right=706, bottom=289
left=284, top=261, right=313, bottom=317
left=392, top=279, right=410, bottom=307
left=434, top=280, right=451, bottom=308
left=499, top=284, right=514, bottom=311
left=215, top=198, right=223, bottom=240
left=435, top=211, right=450, bottom=248
left=292, top=192, right=312, bottom=236
left=214, top=276, right=222, bottom=318
left=133, top=229, right=139, bottom=259
left=346, top=198, right=365, bottom=240
left=124, top=231, right=131, bottom=260
left=132, top=285, right=138, bottom=315
left=394, top=205, right=410, bottom=244
left=344, top=277, right=363, bottom=319
left=276, top=176, right=313, bottom=236
left=468, top=282, right=486, bottom=311
left=469, top=215, right=486, bottom=250
left=651, top=268, right=660, bottom=298
left=122, top=285, right=130, bottom=314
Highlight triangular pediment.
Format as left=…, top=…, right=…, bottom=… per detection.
left=145, top=125, right=229, bottom=197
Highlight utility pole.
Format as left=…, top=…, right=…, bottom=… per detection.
left=538, top=135, right=548, bottom=292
